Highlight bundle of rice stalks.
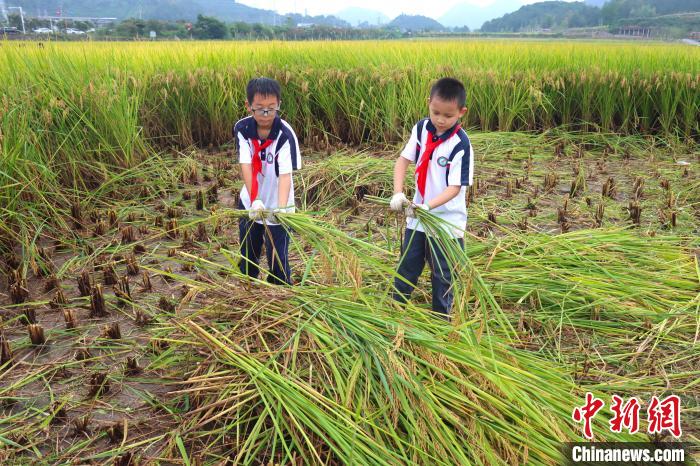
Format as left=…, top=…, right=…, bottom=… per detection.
left=90, top=284, right=107, bottom=317
left=72, top=414, right=92, bottom=436
left=27, top=324, right=45, bottom=345
left=207, top=184, right=218, bottom=204
left=94, top=220, right=108, bottom=237
left=628, top=201, right=642, bottom=226
left=102, top=322, right=122, bottom=340
left=120, top=225, right=136, bottom=244
left=103, top=261, right=119, bottom=285
left=299, top=152, right=395, bottom=212
left=108, top=209, right=119, bottom=228
left=601, top=176, right=616, bottom=199
left=195, top=223, right=209, bottom=243
left=88, top=372, right=110, bottom=398
left=469, top=227, right=699, bottom=341
left=166, top=219, right=179, bottom=239
left=632, top=176, right=644, bottom=201
left=70, top=202, right=84, bottom=229
left=141, top=271, right=152, bottom=291
left=569, top=166, right=586, bottom=198
left=543, top=173, right=558, bottom=193
left=43, top=274, right=59, bottom=292
left=9, top=269, right=29, bottom=304
left=126, top=254, right=139, bottom=276
left=50, top=288, right=68, bottom=309
left=114, top=276, right=132, bottom=306
left=125, top=357, right=141, bottom=375
left=22, top=308, right=36, bottom=325
left=165, top=270, right=640, bottom=466
left=77, top=271, right=92, bottom=297
left=106, top=420, right=126, bottom=444
left=1, top=333, right=13, bottom=366
left=158, top=296, right=176, bottom=313
left=166, top=205, right=182, bottom=219
left=63, top=309, right=77, bottom=329
left=196, top=190, right=205, bottom=211
left=594, top=203, right=605, bottom=227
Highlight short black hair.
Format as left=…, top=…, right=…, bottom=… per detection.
left=246, top=77, right=281, bottom=104
left=430, top=77, right=466, bottom=108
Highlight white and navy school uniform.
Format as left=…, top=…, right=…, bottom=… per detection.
left=234, top=115, right=301, bottom=225
left=233, top=115, right=301, bottom=284
left=393, top=118, right=474, bottom=316
left=400, top=118, right=474, bottom=238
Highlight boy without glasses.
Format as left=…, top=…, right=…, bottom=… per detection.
left=389, top=77, right=474, bottom=317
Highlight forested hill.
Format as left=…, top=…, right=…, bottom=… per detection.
left=481, top=1, right=601, bottom=32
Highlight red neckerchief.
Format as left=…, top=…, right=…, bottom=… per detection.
left=250, top=138, right=274, bottom=201
left=415, top=124, right=461, bottom=199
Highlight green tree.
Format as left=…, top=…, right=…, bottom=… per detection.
left=230, top=21, right=252, bottom=39
left=193, top=15, right=227, bottom=39
left=252, top=23, right=273, bottom=39
left=115, top=18, right=147, bottom=37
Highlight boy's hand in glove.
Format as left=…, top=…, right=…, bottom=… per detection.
left=405, top=203, right=429, bottom=218
left=268, top=205, right=293, bottom=223
left=390, top=192, right=409, bottom=211
left=249, top=200, right=265, bottom=220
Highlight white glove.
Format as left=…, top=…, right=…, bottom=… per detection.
left=268, top=205, right=293, bottom=222
left=249, top=199, right=265, bottom=220
left=390, top=192, right=409, bottom=211
left=405, top=203, right=430, bottom=218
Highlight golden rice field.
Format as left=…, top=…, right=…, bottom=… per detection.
left=0, top=40, right=698, bottom=464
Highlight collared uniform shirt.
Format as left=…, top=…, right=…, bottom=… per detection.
left=233, top=115, right=301, bottom=225
left=400, top=118, right=474, bottom=239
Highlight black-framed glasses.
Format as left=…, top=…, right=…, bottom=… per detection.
left=251, top=106, right=280, bottom=117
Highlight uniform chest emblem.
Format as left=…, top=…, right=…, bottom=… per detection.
left=437, top=156, right=449, bottom=167
left=266, top=153, right=274, bottom=164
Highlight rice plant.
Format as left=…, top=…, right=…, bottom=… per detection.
left=0, top=40, right=698, bottom=464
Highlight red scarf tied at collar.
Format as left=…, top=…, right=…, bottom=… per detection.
left=250, top=138, right=274, bottom=201
left=415, top=124, right=461, bottom=200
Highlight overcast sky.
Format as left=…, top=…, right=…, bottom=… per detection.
left=237, top=0, right=569, bottom=19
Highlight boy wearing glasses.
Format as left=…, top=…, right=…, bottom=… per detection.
left=233, top=77, right=301, bottom=285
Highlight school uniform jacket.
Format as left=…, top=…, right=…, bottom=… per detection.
left=233, top=115, right=301, bottom=225
left=400, top=118, right=474, bottom=238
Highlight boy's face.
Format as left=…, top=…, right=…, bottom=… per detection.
left=246, top=93, right=280, bottom=131
left=427, top=95, right=467, bottom=135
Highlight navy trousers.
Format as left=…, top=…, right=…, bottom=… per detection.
left=238, top=201, right=291, bottom=285
left=393, top=228, right=463, bottom=316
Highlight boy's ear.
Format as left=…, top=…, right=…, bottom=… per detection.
left=245, top=101, right=252, bottom=112
left=459, top=107, right=467, bottom=117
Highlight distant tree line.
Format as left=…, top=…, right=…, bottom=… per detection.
left=481, top=0, right=700, bottom=33
left=601, top=0, right=700, bottom=24
left=481, top=2, right=602, bottom=32
left=83, top=15, right=416, bottom=40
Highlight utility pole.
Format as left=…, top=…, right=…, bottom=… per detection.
left=7, top=6, right=26, bottom=33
